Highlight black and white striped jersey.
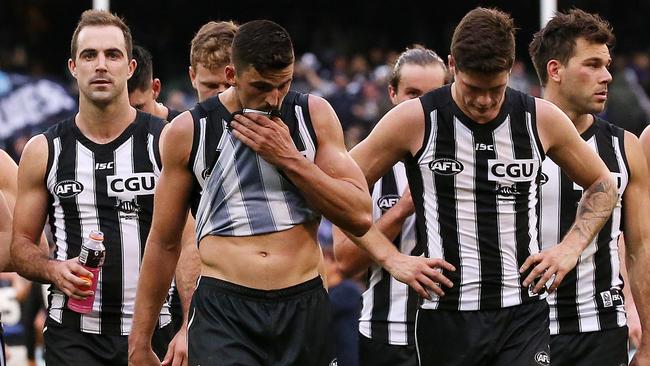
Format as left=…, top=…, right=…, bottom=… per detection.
left=44, top=112, right=171, bottom=335
left=194, top=91, right=321, bottom=240
left=539, top=117, right=628, bottom=335
left=409, top=85, right=545, bottom=311
left=359, top=162, right=420, bottom=345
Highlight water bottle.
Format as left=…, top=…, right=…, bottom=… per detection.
left=67, top=230, right=105, bottom=314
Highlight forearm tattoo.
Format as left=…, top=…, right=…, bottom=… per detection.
left=569, top=177, right=618, bottom=243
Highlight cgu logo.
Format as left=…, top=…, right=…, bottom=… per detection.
left=54, top=180, right=84, bottom=198
left=488, top=159, right=539, bottom=182
left=534, top=351, right=550, bottom=365
left=429, top=158, right=464, bottom=176
left=377, top=194, right=400, bottom=211
left=107, top=173, right=157, bottom=196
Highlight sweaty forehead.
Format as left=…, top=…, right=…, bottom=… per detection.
left=571, top=38, right=611, bottom=61
left=76, top=25, right=127, bottom=56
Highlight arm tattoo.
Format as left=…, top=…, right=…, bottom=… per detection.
left=568, top=177, right=618, bottom=243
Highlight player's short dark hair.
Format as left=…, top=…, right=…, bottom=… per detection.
left=529, top=9, right=615, bottom=86
left=451, top=7, right=516, bottom=74
left=231, top=20, right=294, bottom=74
left=190, top=20, right=238, bottom=70
left=70, top=9, right=132, bottom=60
left=390, top=45, right=447, bottom=91
left=128, top=45, right=153, bottom=93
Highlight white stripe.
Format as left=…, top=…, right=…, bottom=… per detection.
left=218, top=137, right=253, bottom=236
left=415, top=308, right=422, bottom=366
left=114, top=137, right=141, bottom=334
left=611, top=134, right=627, bottom=328
left=147, top=133, right=161, bottom=176
left=420, top=111, right=443, bottom=310
left=493, top=118, right=521, bottom=308
left=258, top=158, right=291, bottom=228
left=525, top=111, right=543, bottom=258
left=75, top=142, right=102, bottom=333
left=295, top=106, right=317, bottom=161
left=454, top=119, right=480, bottom=310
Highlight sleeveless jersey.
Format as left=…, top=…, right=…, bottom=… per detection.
left=194, top=91, right=320, bottom=239
left=359, top=162, right=420, bottom=345
left=44, top=111, right=171, bottom=335
left=409, top=85, right=545, bottom=311
left=539, top=117, right=628, bottom=335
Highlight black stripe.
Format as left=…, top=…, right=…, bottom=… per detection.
left=56, top=133, right=81, bottom=329
left=433, top=112, right=462, bottom=310
left=475, top=131, right=501, bottom=309
left=510, top=112, right=537, bottom=304
left=95, top=141, right=121, bottom=334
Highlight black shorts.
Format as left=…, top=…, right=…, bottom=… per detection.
left=416, top=300, right=550, bottom=366
left=550, top=326, right=628, bottom=366
left=188, top=276, right=335, bottom=366
left=43, top=317, right=173, bottom=366
left=359, top=333, right=416, bottom=366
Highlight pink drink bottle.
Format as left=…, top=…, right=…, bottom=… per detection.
left=67, top=230, right=105, bottom=314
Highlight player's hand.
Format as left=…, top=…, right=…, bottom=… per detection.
left=128, top=343, right=161, bottom=366
left=630, top=343, right=650, bottom=366
left=50, top=258, right=94, bottom=300
left=519, top=243, right=581, bottom=294
left=230, top=112, right=302, bottom=168
left=162, top=326, right=188, bottom=366
left=383, top=253, right=455, bottom=299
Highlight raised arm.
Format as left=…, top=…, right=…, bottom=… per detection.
left=10, top=135, right=92, bottom=297
left=128, top=112, right=195, bottom=365
left=521, top=99, right=618, bottom=293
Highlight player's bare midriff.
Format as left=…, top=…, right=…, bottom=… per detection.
left=198, top=221, right=321, bottom=290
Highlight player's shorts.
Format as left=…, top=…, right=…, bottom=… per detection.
left=550, top=326, right=628, bottom=366
left=359, top=333, right=417, bottom=366
left=416, top=300, right=550, bottom=366
left=188, top=276, right=335, bottom=366
left=43, top=317, right=173, bottom=365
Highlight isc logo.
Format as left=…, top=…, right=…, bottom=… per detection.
left=107, top=173, right=157, bottom=197
left=54, top=180, right=84, bottom=198
left=95, top=162, right=114, bottom=170
left=377, top=194, right=400, bottom=211
left=429, top=158, right=464, bottom=175
left=488, top=159, right=539, bottom=182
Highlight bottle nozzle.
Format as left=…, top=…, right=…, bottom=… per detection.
left=89, top=230, right=104, bottom=242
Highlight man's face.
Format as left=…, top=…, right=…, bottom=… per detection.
left=190, top=63, right=230, bottom=102
left=128, top=86, right=155, bottom=114
left=68, top=25, right=134, bottom=106
left=452, top=65, right=509, bottom=123
left=389, top=63, right=446, bottom=105
left=229, top=64, right=294, bottom=112
left=556, top=37, right=612, bottom=115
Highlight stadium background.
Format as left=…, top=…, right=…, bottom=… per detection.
left=1, top=1, right=649, bottom=365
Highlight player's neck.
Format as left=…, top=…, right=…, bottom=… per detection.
left=543, top=90, right=594, bottom=134
left=153, top=102, right=169, bottom=120
left=219, top=87, right=243, bottom=113
left=76, top=93, right=136, bottom=143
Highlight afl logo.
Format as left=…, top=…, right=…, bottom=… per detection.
left=429, top=158, right=464, bottom=175
left=534, top=351, right=550, bottom=365
left=54, top=180, right=84, bottom=198
left=538, top=172, right=549, bottom=186
left=377, top=194, right=400, bottom=211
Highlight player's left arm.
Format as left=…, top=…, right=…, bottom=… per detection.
left=230, top=95, right=372, bottom=236
left=627, top=129, right=650, bottom=364
left=521, top=99, right=617, bottom=293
